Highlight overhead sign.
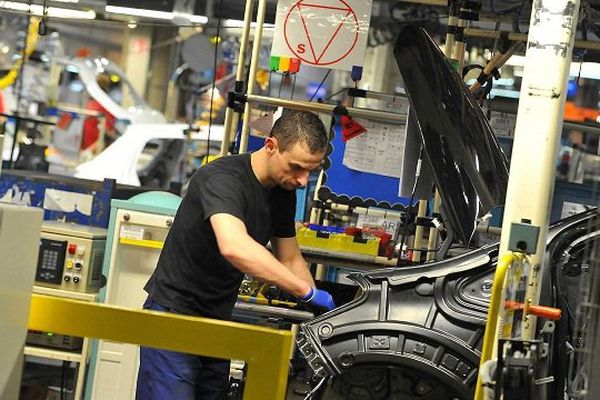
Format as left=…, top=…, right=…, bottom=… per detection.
left=271, top=0, right=372, bottom=71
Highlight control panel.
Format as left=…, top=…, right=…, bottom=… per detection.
left=35, top=221, right=107, bottom=293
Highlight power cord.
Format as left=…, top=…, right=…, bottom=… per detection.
left=303, top=376, right=328, bottom=399
left=60, top=361, right=67, bottom=400
left=309, top=70, right=331, bottom=102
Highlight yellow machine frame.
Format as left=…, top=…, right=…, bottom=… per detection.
left=28, top=294, right=293, bottom=400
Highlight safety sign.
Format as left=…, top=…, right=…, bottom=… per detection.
left=271, top=0, right=372, bottom=71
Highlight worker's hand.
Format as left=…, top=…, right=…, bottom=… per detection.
left=300, top=287, right=336, bottom=312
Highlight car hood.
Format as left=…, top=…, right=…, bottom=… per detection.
left=394, top=25, right=509, bottom=245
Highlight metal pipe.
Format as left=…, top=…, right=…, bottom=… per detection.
left=426, top=193, right=441, bottom=261
left=411, top=199, right=428, bottom=262
left=220, top=102, right=235, bottom=156
left=246, top=94, right=407, bottom=124
left=465, top=27, right=600, bottom=51
left=239, top=0, right=267, bottom=154
left=233, top=301, right=314, bottom=322
left=469, top=42, right=523, bottom=93
left=444, top=20, right=456, bottom=59
left=443, top=0, right=459, bottom=59
left=452, top=19, right=469, bottom=73
left=220, top=0, right=255, bottom=156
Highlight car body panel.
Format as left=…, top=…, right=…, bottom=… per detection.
left=296, top=210, right=599, bottom=399
left=393, top=26, right=509, bottom=245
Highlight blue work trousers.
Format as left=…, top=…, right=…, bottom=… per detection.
left=135, top=298, right=230, bottom=400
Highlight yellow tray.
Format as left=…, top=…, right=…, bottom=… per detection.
left=296, top=227, right=380, bottom=256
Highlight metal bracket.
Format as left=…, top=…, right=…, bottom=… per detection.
left=496, top=339, right=544, bottom=400
left=508, top=220, right=540, bottom=254
left=227, top=91, right=247, bottom=113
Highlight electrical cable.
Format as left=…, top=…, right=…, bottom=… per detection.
left=303, top=376, right=328, bottom=400
left=290, top=74, right=297, bottom=100
left=489, top=0, right=525, bottom=15
left=323, top=87, right=347, bottom=102
left=309, top=70, right=331, bottom=102
left=206, top=0, right=225, bottom=163
left=60, top=361, right=67, bottom=400
left=277, top=73, right=284, bottom=98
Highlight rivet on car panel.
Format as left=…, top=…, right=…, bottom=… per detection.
left=319, top=323, right=333, bottom=337
left=339, top=353, right=354, bottom=368
left=481, top=280, right=493, bottom=293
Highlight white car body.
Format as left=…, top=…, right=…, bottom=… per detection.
left=54, top=56, right=188, bottom=186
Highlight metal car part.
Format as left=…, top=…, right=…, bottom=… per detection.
left=393, top=26, right=510, bottom=245
left=295, top=210, right=599, bottom=400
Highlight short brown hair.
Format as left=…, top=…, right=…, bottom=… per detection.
left=270, top=110, right=328, bottom=153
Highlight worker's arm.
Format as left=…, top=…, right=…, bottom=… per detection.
left=211, top=213, right=335, bottom=310
left=271, top=236, right=315, bottom=288
left=211, top=213, right=311, bottom=298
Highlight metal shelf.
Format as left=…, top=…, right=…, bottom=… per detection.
left=24, top=346, right=83, bottom=363
left=300, top=245, right=397, bottom=270
left=27, top=286, right=96, bottom=399
left=32, top=285, right=98, bottom=302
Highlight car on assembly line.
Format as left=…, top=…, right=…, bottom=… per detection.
left=50, top=56, right=222, bottom=188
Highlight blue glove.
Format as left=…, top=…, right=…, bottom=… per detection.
left=301, top=287, right=336, bottom=311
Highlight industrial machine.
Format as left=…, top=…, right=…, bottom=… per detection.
left=35, top=221, right=107, bottom=293
left=89, top=191, right=181, bottom=400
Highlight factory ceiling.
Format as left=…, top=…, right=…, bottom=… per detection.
left=2, top=0, right=600, bottom=57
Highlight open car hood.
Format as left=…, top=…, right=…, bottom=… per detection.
left=394, top=26, right=509, bottom=245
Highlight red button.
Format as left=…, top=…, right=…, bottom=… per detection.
left=68, top=244, right=77, bottom=255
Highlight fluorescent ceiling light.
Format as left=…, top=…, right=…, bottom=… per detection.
left=188, top=14, right=208, bottom=24
left=105, top=5, right=174, bottom=20
left=569, top=62, right=600, bottom=79
left=223, top=19, right=275, bottom=29
left=53, top=0, right=79, bottom=3
left=0, top=1, right=95, bottom=19
left=172, top=11, right=208, bottom=24
left=507, top=54, right=600, bottom=80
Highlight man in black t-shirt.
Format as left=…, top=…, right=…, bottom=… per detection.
left=136, top=110, right=335, bottom=400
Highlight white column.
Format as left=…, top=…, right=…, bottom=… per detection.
left=498, top=0, right=579, bottom=339
left=122, top=25, right=153, bottom=106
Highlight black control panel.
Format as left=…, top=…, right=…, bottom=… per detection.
left=36, top=239, right=67, bottom=284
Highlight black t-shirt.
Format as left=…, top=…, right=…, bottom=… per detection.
left=144, top=153, right=296, bottom=319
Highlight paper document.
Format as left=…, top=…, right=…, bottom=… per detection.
left=342, top=118, right=407, bottom=178
left=44, top=189, right=93, bottom=216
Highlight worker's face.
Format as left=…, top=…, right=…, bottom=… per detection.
left=266, top=137, right=324, bottom=190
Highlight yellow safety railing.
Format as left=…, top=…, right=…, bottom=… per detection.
left=28, top=294, right=292, bottom=400
left=474, top=251, right=523, bottom=400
